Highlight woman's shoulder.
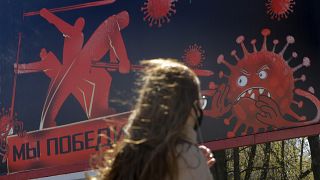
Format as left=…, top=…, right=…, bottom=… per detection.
left=175, top=142, right=213, bottom=180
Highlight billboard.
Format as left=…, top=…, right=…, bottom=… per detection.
left=0, top=0, right=319, bottom=178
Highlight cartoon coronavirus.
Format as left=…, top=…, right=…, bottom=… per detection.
left=204, top=28, right=320, bottom=137
left=141, top=0, right=177, bottom=27
left=182, top=44, right=205, bottom=68
left=266, top=0, right=295, bottom=21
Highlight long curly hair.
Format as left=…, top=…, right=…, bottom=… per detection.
left=93, top=59, right=201, bottom=180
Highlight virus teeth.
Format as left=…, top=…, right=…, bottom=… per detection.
left=235, top=87, right=271, bottom=103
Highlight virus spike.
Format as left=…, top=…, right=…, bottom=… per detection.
left=209, top=82, right=217, bottom=89
left=294, top=74, right=306, bottom=82
left=279, top=35, right=295, bottom=56
left=292, top=57, right=310, bottom=72
left=272, top=39, right=279, bottom=52
left=217, top=54, right=234, bottom=70
left=227, top=120, right=242, bottom=137
left=227, top=131, right=235, bottom=138
left=236, top=35, right=249, bottom=56
left=287, top=108, right=306, bottom=121
left=219, top=71, right=229, bottom=79
left=241, top=130, right=247, bottom=136
left=286, top=52, right=298, bottom=64
left=250, top=39, right=257, bottom=52
left=252, top=127, right=260, bottom=134
left=260, top=28, right=271, bottom=51
left=308, top=86, right=315, bottom=94
left=230, top=50, right=240, bottom=61
left=224, top=116, right=233, bottom=125
left=293, top=100, right=303, bottom=108
left=294, top=87, right=315, bottom=98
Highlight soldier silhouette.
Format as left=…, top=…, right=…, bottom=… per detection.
left=15, top=9, right=131, bottom=129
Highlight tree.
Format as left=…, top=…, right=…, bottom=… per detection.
left=308, top=135, right=320, bottom=179
left=211, top=137, right=315, bottom=179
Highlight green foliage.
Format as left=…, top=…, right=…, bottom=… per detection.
left=224, top=137, right=313, bottom=179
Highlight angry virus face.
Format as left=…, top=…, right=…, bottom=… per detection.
left=205, top=28, right=320, bottom=137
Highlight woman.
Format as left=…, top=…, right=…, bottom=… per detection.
left=94, top=59, right=214, bottom=180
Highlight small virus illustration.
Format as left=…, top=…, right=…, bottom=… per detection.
left=0, top=108, right=24, bottom=162
left=182, top=44, right=205, bottom=68
left=204, top=28, right=320, bottom=138
left=266, top=0, right=295, bottom=21
left=141, top=0, right=177, bottom=27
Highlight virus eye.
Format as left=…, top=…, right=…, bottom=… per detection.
left=237, top=75, right=248, bottom=87
left=258, top=70, right=268, bottom=79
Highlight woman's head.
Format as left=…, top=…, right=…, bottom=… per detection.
left=101, top=59, right=202, bottom=180
left=127, top=58, right=201, bottom=143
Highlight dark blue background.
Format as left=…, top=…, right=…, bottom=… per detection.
left=0, top=0, right=319, bottom=163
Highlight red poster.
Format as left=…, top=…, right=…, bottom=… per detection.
left=0, top=0, right=319, bottom=178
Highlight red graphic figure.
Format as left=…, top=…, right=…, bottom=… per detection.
left=141, top=0, right=177, bottom=27
left=15, top=9, right=131, bottom=130
left=0, top=108, right=25, bottom=162
left=15, top=48, right=61, bottom=78
left=266, top=0, right=295, bottom=21
left=24, top=0, right=116, bottom=17
left=204, top=28, right=320, bottom=137
left=182, top=44, right=205, bottom=68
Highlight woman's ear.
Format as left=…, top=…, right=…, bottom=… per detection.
left=186, top=107, right=196, bottom=128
